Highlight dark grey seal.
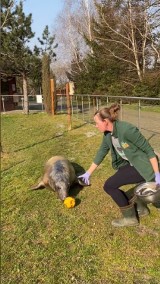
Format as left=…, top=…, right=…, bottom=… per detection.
left=30, top=156, right=85, bottom=200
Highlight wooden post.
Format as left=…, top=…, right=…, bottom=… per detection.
left=66, top=82, right=72, bottom=130
left=93, top=96, right=96, bottom=114
left=50, top=79, right=55, bottom=115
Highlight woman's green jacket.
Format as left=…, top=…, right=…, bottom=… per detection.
left=93, top=120, right=158, bottom=181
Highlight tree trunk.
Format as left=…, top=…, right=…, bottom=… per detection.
left=42, top=54, right=51, bottom=114
left=22, top=73, right=29, bottom=114
left=50, top=77, right=57, bottom=114
left=128, top=1, right=143, bottom=82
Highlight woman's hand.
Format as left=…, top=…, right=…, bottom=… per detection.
left=78, top=172, right=90, bottom=185
left=155, top=172, right=160, bottom=185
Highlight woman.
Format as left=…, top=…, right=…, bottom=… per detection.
left=79, top=103, right=160, bottom=227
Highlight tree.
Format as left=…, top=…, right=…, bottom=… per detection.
left=37, top=25, right=57, bottom=114
left=1, top=0, right=15, bottom=29
left=28, top=56, right=42, bottom=94
left=53, top=0, right=97, bottom=85
left=1, top=0, right=40, bottom=114
left=42, top=54, right=51, bottom=113
left=92, top=0, right=160, bottom=82
left=68, top=0, right=160, bottom=95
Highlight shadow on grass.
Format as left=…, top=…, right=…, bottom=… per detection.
left=13, top=134, right=64, bottom=152
left=71, top=162, right=85, bottom=176
left=71, top=122, right=87, bottom=129
left=69, top=162, right=87, bottom=205
left=12, top=122, right=88, bottom=153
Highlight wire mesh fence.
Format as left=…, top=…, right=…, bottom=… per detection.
left=57, top=94, right=160, bottom=154
left=1, top=95, right=44, bottom=113
left=58, top=94, right=160, bottom=128
left=1, top=93, right=160, bottom=153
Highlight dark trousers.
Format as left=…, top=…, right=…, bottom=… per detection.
left=103, top=164, right=145, bottom=207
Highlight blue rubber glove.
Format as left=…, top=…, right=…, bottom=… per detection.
left=78, top=172, right=90, bottom=185
left=155, top=173, right=160, bottom=185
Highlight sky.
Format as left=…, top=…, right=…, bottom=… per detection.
left=22, top=0, right=64, bottom=47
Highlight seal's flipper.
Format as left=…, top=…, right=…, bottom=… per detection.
left=30, top=181, right=46, bottom=190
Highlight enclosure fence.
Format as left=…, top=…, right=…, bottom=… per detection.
left=57, top=94, right=160, bottom=129
left=1, top=93, right=160, bottom=130
left=59, top=94, right=160, bottom=154
left=1, top=93, right=160, bottom=153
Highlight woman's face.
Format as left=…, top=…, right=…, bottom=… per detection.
left=94, top=114, right=110, bottom=132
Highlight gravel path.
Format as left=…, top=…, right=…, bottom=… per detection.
left=121, top=109, right=160, bottom=155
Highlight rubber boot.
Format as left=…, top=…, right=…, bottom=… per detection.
left=125, top=189, right=150, bottom=217
left=112, top=203, right=139, bottom=227
left=136, top=198, right=150, bottom=217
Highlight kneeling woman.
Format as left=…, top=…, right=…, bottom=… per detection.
left=79, top=103, right=160, bottom=227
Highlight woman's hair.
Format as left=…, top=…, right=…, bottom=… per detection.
left=94, top=103, right=120, bottom=122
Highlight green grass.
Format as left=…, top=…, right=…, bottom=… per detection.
left=1, top=113, right=160, bottom=284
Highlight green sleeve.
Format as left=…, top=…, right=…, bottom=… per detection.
left=93, top=134, right=110, bottom=165
left=124, top=125, right=156, bottom=159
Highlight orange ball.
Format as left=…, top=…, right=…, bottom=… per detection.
left=64, top=197, right=76, bottom=208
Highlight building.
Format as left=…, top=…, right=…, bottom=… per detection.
left=1, top=73, right=18, bottom=112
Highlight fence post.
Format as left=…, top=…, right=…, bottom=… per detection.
left=81, top=96, right=84, bottom=120
left=96, top=97, right=99, bottom=110
left=21, top=97, right=24, bottom=111
left=93, top=97, right=96, bottom=114
left=2, top=97, right=5, bottom=113
left=120, top=99, right=123, bottom=120
left=76, top=95, right=78, bottom=118
left=42, top=97, right=44, bottom=111
left=106, top=97, right=109, bottom=106
left=60, top=95, right=63, bottom=113
left=66, top=83, right=72, bottom=130
left=88, top=95, right=91, bottom=122
left=71, top=95, right=73, bottom=115
left=50, top=79, right=55, bottom=115
left=138, top=100, right=141, bottom=129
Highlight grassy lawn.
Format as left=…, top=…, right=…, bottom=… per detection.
left=1, top=113, right=160, bottom=284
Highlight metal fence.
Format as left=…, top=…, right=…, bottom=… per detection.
left=1, top=93, right=160, bottom=153
left=1, top=94, right=160, bottom=130
left=58, top=94, right=160, bottom=154
left=58, top=94, right=160, bottom=128
left=1, top=95, right=44, bottom=113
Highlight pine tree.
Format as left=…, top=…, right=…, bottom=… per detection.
left=1, top=0, right=40, bottom=114
left=37, top=25, right=57, bottom=114
left=42, top=54, right=51, bottom=113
